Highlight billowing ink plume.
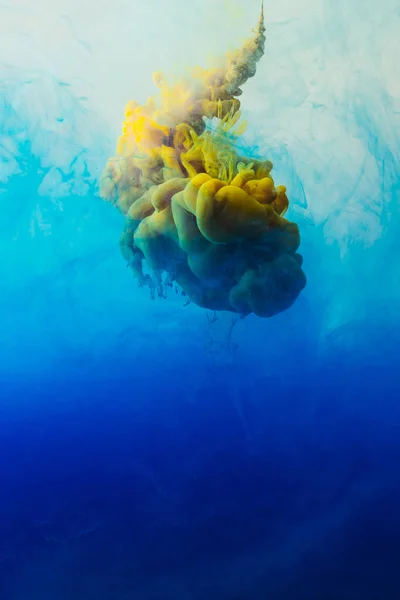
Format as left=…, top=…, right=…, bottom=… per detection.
left=100, top=5, right=306, bottom=317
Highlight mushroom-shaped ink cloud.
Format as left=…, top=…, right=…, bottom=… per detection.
left=100, top=6, right=306, bottom=318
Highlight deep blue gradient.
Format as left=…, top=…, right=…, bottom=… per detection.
left=2, top=364, right=400, bottom=599
left=1, top=60, right=400, bottom=599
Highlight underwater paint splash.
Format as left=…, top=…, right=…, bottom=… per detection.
left=0, top=6, right=400, bottom=597
left=100, top=6, right=306, bottom=318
